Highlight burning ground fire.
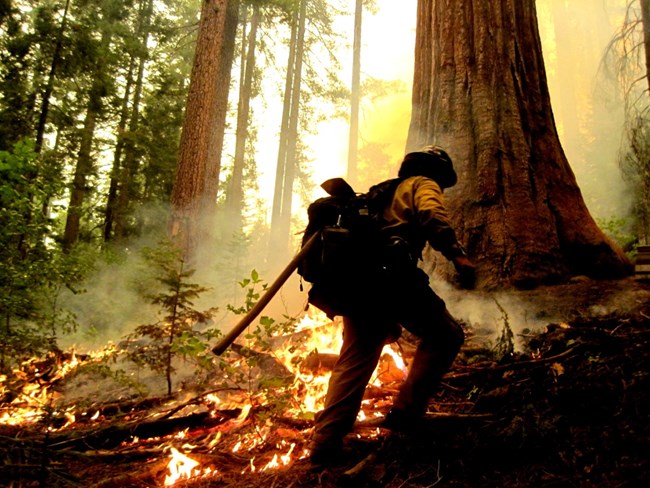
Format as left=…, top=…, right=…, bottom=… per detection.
left=0, top=345, right=118, bottom=427
left=1, top=308, right=408, bottom=485
left=157, top=308, right=408, bottom=485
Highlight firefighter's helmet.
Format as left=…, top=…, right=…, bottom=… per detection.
left=398, top=145, right=457, bottom=189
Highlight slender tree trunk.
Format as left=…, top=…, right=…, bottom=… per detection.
left=224, top=3, right=259, bottom=230
left=35, top=0, right=70, bottom=154
left=347, top=0, right=362, bottom=188
left=205, top=0, right=239, bottom=204
left=409, top=0, right=631, bottom=288
left=62, top=105, right=98, bottom=252
left=278, top=0, right=307, bottom=250
left=103, top=57, right=135, bottom=243
left=35, top=0, right=70, bottom=222
left=269, top=0, right=306, bottom=257
left=111, top=0, right=154, bottom=240
left=114, top=52, right=146, bottom=239
left=103, top=0, right=153, bottom=243
left=62, top=27, right=111, bottom=252
left=170, top=0, right=233, bottom=256
left=270, top=9, right=298, bottom=250
left=640, top=0, right=650, bottom=95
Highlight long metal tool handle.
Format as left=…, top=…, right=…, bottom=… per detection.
left=211, top=232, right=319, bottom=356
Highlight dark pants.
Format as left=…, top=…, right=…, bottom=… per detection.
left=311, top=268, right=465, bottom=447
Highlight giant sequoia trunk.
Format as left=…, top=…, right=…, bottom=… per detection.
left=408, top=0, right=631, bottom=288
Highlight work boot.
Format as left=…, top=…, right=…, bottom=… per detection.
left=308, top=437, right=344, bottom=469
left=381, top=407, right=423, bottom=433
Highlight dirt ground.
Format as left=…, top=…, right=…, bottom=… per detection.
left=1, top=277, right=648, bottom=487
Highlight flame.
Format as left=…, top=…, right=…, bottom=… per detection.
left=164, top=447, right=200, bottom=486
left=0, top=345, right=120, bottom=427
left=0, top=375, right=50, bottom=425
left=382, top=344, right=407, bottom=373
left=233, top=404, right=252, bottom=425
left=259, top=307, right=408, bottom=419
left=0, top=308, right=409, bottom=485
left=261, top=442, right=296, bottom=471
left=270, top=308, right=344, bottom=415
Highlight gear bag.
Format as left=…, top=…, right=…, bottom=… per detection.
left=298, top=177, right=403, bottom=318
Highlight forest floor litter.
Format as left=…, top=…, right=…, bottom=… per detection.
left=1, top=277, right=648, bottom=487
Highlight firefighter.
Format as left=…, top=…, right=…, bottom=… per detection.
left=309, top=146, right=476, bottom=467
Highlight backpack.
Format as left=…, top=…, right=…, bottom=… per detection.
left=298, top=177, right=403, bottom=318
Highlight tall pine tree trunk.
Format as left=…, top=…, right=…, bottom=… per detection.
left=224, top=3, right=259, bottom=231
left=641, top=0, right=650, bottom=95
left=103, top=0, right=154, bottom=242
left=62, top=27, right=111, bottom=252
left=171, top=0, right=235, bottom=256
left=270, top=0, right=306, bottom=257
left=103, top=56, right=135, bottom=243
left=409, top=0, right=631, bottom=288
left=270, top=10, right=298, bottom=249
left=114, top=47, right=146, bottom=240
left=205, top=0, right=238, bottom=206
left=62, top=100, right=98, bottom=252
left=279, top=0, right=306, bottom=243
left=347, top=0, right=362, bottom=188
left=35, top=0, right=70, bottom=154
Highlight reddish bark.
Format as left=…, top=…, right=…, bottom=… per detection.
left=171, top=0, right=237, bottom=256
left=408, top=0, right=631, bottom=288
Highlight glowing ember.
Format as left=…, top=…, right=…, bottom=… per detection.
left=207, top=431, right=222, bottom=450
left=163, top=447, right=200, bottom=486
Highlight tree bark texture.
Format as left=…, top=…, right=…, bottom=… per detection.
left=408, top=0, right=631, bottom=288
left=205, top=0, right=239, bottom=205
left=171, top=0, right=234, bottom=256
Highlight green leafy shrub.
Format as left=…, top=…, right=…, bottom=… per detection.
left=0, top=141, right=89, bottom=370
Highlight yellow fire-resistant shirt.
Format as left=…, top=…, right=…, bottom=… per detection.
left=381, top=176, right=465, bottom=261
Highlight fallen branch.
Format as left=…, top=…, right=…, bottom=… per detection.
left=155, top=387, right=244, bottom=421
left=342, top=450, right=377, bottom=478
left=47, top=411, right=226, bottom=451
left=445, top=347, right=578, bottom=380
left=358, top=411, right=493, bottom=430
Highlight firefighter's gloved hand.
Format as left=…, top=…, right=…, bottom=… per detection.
left=452, top=255, right=476, bottom=289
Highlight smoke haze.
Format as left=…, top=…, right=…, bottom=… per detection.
left=60, top=1, right=636, bottom=361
